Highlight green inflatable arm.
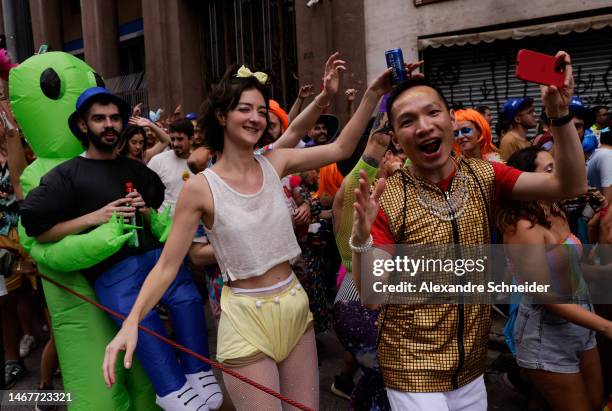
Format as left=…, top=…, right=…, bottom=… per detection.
left=149, top=207, right=172, bottom=243
left=28, top=214, right=135, bottom=272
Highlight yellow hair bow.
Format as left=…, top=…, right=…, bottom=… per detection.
left=236, top=65, right=268, bottom=85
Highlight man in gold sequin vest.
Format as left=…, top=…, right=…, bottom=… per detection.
left=350, top=52, right=588, bottom=410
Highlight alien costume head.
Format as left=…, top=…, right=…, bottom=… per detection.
left=9, top=52, right=105, bottom=158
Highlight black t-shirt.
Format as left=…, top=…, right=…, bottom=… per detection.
left=20, top=156, right=166, bottom=279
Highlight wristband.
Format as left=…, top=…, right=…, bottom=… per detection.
left=361, top=155, right=380, bottom=168
left=550, top=111, right=573, bottom=127
left=349, top=234, right=373, bottom=253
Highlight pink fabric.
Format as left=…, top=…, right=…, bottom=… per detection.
left=0, top=49, right=17, bottom=81
left=337, top=265, right=347, bottom=290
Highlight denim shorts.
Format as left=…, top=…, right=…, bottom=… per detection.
left=514, top=303, right=597, bottom=373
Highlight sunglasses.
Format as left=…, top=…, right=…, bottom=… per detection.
left=453, top=127, right=473, bottom=138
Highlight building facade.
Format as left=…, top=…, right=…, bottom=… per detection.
left=364, top=0, right=612, bottom=128
left=2, top=0, right=610, bottom=129
left=0, top=0, right=368, bottom=124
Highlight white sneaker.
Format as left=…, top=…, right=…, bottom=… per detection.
left=19, top=334, right=36, bottom=358
left=185, top=370, right=223, bottom=410
left=155, top=381, right=209, bottom=411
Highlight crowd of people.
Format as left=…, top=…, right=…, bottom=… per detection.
left=0, top=47, right=610, bottom=411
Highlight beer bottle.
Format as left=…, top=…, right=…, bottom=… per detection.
left=124, top=182, right=144, bottom=248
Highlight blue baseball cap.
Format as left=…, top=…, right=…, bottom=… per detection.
left=68, top=87, right=131, bottom=140
left=570, top=95, right=587, bottom=111
left=582, top=129, right=598, bottom=154
left=185, top=112, right=198, bottom=121
left=501, top=97, right=533, bottom=121
left=569, top=96, right=595, bottom=128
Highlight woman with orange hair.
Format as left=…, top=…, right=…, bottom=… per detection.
left=454, top=108, right=502, bottom=162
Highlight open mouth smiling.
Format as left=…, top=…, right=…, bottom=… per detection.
left=418, top=138, right=442, bottom=154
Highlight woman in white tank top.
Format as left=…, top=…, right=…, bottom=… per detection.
left=103, top=53, right=397, bottom=410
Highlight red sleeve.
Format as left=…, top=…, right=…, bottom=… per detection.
left=372, top=208, right=395, bottom=245
left=492, top=161, right=522, bottom=207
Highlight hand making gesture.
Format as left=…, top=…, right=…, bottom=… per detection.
left=298, top=84, right=316, bottom=100
left=351, top=170, right=387, bottom=246
left=317, top=52, right=346, bottom=106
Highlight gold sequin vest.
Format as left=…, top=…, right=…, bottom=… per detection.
left=377, top=158, right=495, bottom=392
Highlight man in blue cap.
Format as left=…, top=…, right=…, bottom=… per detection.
left=499, top=97, right=537, bottom=161
left=535, top=96, right=596, bottom=155
left=568, top=96, right=595, bottom=141
left=20, top=87, right=222, bottom=410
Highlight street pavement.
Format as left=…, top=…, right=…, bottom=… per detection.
left=6, top=307, right=524, bottom=410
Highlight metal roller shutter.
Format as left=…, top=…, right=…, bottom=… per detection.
left=422, top=25, right=612, bottom=141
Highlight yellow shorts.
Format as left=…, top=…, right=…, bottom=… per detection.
left=217, top=275, right=313, bottom=367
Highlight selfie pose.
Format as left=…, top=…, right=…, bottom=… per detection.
left=350, top=51, right=592, bottom=411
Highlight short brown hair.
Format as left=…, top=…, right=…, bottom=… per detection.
left=198, top=65, right=271, bottom=152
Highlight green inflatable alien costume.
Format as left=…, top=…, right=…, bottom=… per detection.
left=10, top=52, right=162, bottom=410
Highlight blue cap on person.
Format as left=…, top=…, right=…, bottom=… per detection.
left=501, top=97, right=533, bottom=121
left=570, top=96, right=587, bottom=111
left=569, top=96, right=595, bottom=128
left=186, top=112, right=198, bottom=121
left=582, top=129, right=598, bottom=154
left=68, top=87, right=131, bottom=140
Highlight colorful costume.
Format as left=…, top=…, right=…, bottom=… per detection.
left=11, top=52, right=158, bottom=410
left=18, top=81, right=221, bottom=410
left=371, top=158, right=521, bottom=392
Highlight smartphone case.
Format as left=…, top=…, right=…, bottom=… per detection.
left=516, top=49, right=565, bottom=88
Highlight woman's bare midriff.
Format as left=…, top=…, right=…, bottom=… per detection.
left=228, top=261, right=293, bottom=289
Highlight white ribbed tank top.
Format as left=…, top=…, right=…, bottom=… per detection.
left=202, top=154, right=301, bottom=281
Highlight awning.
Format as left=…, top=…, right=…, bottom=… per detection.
left=418, top=14, right=612, bottom=50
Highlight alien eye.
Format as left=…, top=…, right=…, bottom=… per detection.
left=93, top=72, right=105, bottom=87
left=40, top=68, right=61, bottom=100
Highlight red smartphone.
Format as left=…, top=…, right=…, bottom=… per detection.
left=516, top=49, right=565, bottom=88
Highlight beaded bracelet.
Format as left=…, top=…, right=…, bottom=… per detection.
left=349, top=234, right=373, bottom=253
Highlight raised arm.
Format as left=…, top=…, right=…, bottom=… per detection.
left=270, top=61, right=423, bottom=177
left=272, top=55, right=343, bottom=150
left=345, top=88, right=358, bottom=122
left=129, top=116, right=171, bottom=163
left=270, top=67, right=390, bottom=177
left=132, top=102, right=143, bottom=118
left=102, top=175, right=208, bottom=387
left=511, top=51, right=588, bottom=201
left=288, top=84, right=315, bottom=122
